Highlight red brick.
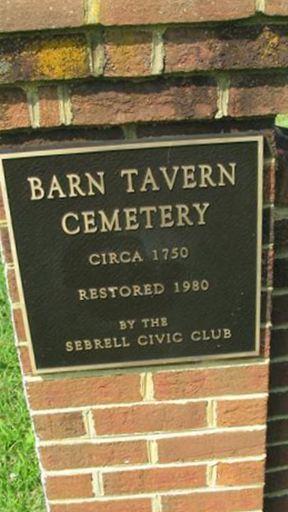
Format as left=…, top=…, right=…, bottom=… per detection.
left=267, top=444, right=288, bottom=468
left=18, top=346, right=33, bottom=374
left=40, top=440, right=147, bottom=470
left=217, top=460, right=265, bottom=486
left=104, top=465, right=206, bottom=495
left=275, top=150, right=288, bottom=206
left=275, top=219, right=288, bottom=252
left=274, top=258, right=288, bottom=288
left=39, top=87, right=61, bottom=128
left=268, top=418, right=288, bottom=443
left=104, top=29, right=152, bottom=77
left=262, top=247, right=274, bottom=288
left=162, top=488, right=263, bottom=512
left=0, top=187, right=6, bottom=221
left=70, top=78, right=217, bottom=127
left=271, top=329, right=288, bottom=358
left=265, top=495, right=288, bottom=512
left=229, top=75, right=288, bottom=118
left=266, top=1, right=288, bottom=16
left=272, top=294, right=288, bottom=325
left=13, top=308, right=26, bottom=341
left=165, top=25, right=288, bottom=74
left=217, top=398, right=267, bottom=427
left=264, top=157, right=276, bottom=205
left=268, top=391, right=288, bottom=417
left=93, top=402, right=207, bottom=436
left=154, top=364, right=268, bottom=400
left=34, top=412, right=86, bottom=440
left=0, top=87, right=30, bottom=131
left=159, top=430, right=266, bottom=463
left=6, top=267, right=19, bottom=303
left=27, top=373, right=141, bottom=410
left=46, top=474, right=93, bottom=500
left=100, top=0, right=255, bottom=26
left=0, top=34, right=89, bottom=84
left=266, top=468, right=288, bottom=493
left=0, top=226, right=12, bottom=263
left=0, top=0, right=83, bottom=32
left=270, top=361, right=288, bottom=388
left=50, top=499, right=151, bottom=512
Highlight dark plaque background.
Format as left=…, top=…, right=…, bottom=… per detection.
left=1, top=136, right=262, bottom=372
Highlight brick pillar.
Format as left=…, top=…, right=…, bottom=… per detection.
left=1, top=2, right=288, bottom=512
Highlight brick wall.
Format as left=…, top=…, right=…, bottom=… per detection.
left=0, top=2, right=287, bottom=511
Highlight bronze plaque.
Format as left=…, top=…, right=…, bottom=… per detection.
left=0, top=135, right=263, bottom=373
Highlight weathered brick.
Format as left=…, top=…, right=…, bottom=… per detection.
left=165, top=25, right=288, bottom=74
left=266, top=1, right=288, bottom=16
left=0, top=35, right=89, bottom=84
left=275, top=151, right=288, bottom=206
left=268, top=418, right=288, bottom=443
left=6, top=267, right=19, bottom=303
left=266, top=468, right=288, bottom=493
left=0, top=226, right=12, bottom=263
left=40, top=440, right=147, bottom=470
left=27, top=373, right=141, bottom=410
left=263, top=206, right=274, bottom=245
left=158, top=430, right=266, bottom=462
left=154, top=364, right=268, bottom=400
left=70, top=78, right=218, bottom=127
left=268, top=391, right=288, bottom=417
left=261, top=290, right=273, bottom=324
left=262, top=247, right=274, bottom=288
left=38, top=87, right=61, bottom=128
left=46, top=474, right=93, bottom=500
left=265, top=495, right=288, bottom=512
left=271, top=329, right=288, bottom=358
left=272, top=294, right=288, bottom=325
left=217, top=398, right=267, bottom=427
left=264, top=157, right=276, bottom=205
left=100, top=0, right=255, bottom=26
left=13, top=308, right=26, bottom=341
left=275, top=218, right=288, bottom=251
left=104, top=29, right=152, bottom=77
left=267, top=444, right=288, bottom=468
left=104, top=465, right=206, bottom=495
left=273, top=258, right=288, bottom=287
left=50, top=499, right=151, bottom=512
left=18, top=345, right=33, bottom=374
left=217, top=460, right=265, bottom=486
left=0, top=0, right=83, bottom=32
left=270, top=361, right=288, bottom=388
left=0, top=87, right=30, bottom=131
left=229, top=75, right=288, bottom=118
left=162, top=488, right=263, bottom=512
left=0, top=187, right=6, bottom=222
left=34, top=412, right=86, bottom=440
left=93, top=401, right=207, bottom=435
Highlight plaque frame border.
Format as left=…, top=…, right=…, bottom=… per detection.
left=0, top=134, right=264, bottom=374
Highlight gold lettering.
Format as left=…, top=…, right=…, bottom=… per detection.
left=98, top=209, right=121, bottom=232
left=120, top=169, right=138, bottom=193
left=62, top=212, right=80, bottom=235
left=182, top=165, right=197, bottom=189
left=218, top=163, right=236, bottom=187
left=199, top=165, right=217, bottom=188
left=140, top=167, right=160, bottom=192
left=47, top=175, right=66, bottom=199
left=85, top=172, right=106, bottom=195
left=27, top=177, right=45, bottom=200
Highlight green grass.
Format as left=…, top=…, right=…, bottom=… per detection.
left=0, top=262, right=45, bottom=512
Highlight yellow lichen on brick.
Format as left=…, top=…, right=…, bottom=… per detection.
left=34, top=37, right=89, bottom=80
left=105, top=29, right=152, bottom=76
